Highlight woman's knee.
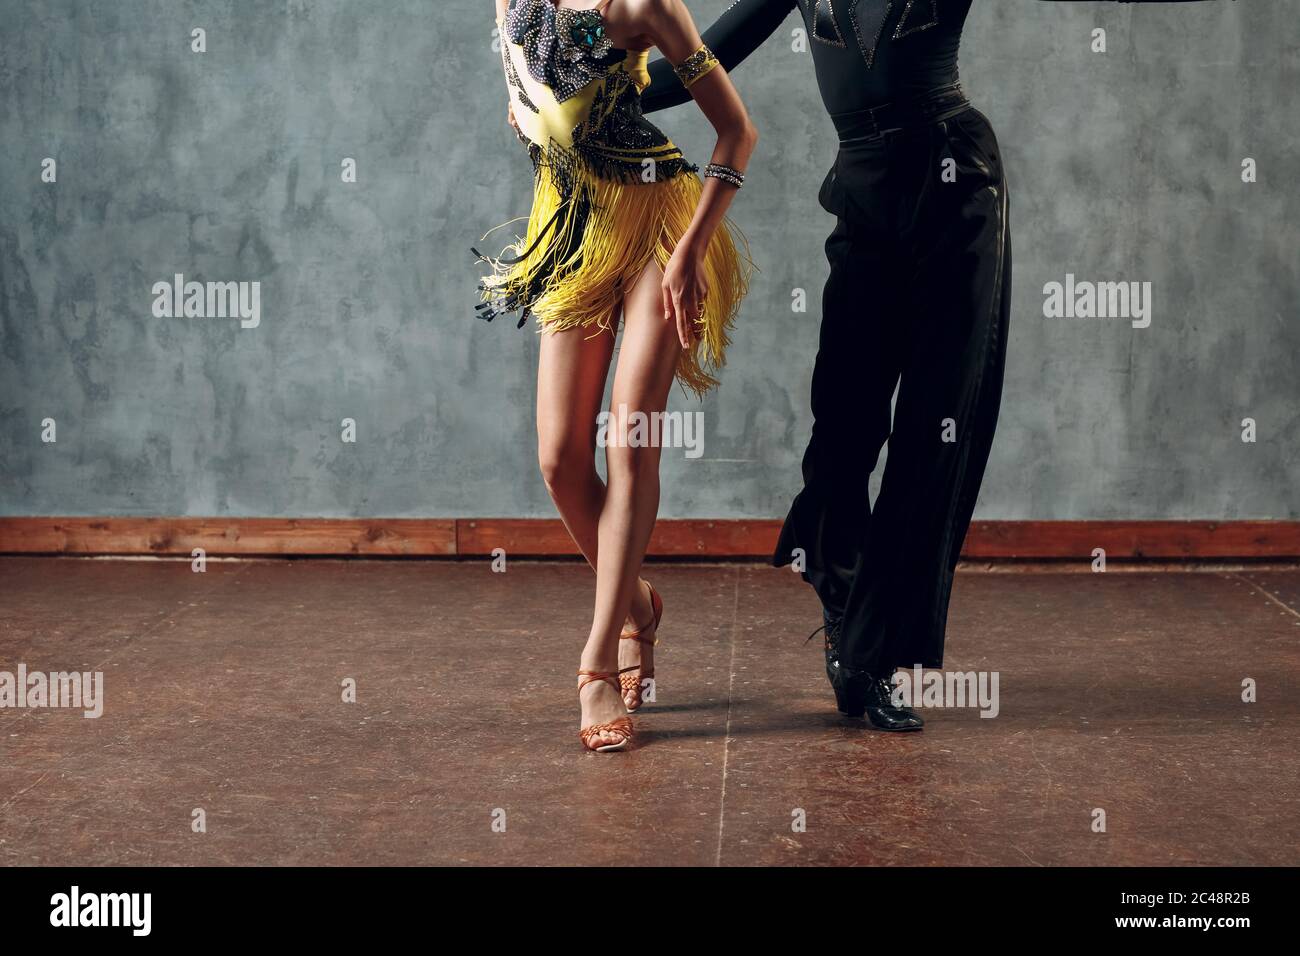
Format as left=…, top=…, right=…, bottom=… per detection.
left=604, top=440, right=661, bottom=485
left=538, top=438, right=593, bottom=493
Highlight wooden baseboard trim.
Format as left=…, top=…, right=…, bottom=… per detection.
left=0, top=517, right=1297, bottom=560
left=0, top=517, right=457, bottom=557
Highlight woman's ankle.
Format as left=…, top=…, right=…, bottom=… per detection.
left=579, top=646, right=618, bottom=674
left=627, top=577, right=654, bottom=627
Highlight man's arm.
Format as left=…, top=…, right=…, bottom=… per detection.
left=642, top=0, right=797, bottom=114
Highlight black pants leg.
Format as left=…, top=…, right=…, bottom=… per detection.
left=772, top=214, right=908, bottom=617
left=774, top=106, right=1012, bottom=674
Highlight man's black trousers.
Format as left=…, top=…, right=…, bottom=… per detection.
left=774, top=101, right=1012, bottom=675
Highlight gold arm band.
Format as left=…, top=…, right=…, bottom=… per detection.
left=672, top=44, right=720, bottom=89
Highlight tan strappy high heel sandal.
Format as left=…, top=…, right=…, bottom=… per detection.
left=577, top=670, right=634, bottom=753
left=618, top=580, right=663, bottom=713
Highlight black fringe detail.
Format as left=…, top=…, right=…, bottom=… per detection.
left=475, top=189, right=593, bottom=326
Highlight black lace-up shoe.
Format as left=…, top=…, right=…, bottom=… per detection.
left=837, top=667, right=925, bottom=730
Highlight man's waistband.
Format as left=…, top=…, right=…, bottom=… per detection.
left=831, top=84, right=972, bottom=145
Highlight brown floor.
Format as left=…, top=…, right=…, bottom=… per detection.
left=1, top=556, right=1297, bottom=866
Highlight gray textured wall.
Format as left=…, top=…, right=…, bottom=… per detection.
left=1, top=0, right=1296, bottom=520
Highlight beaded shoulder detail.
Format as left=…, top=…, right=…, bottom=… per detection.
left=505, top=0, right=625, bottom=103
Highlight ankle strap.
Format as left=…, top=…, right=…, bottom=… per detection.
left=620, top=580, right=662, bottom=642
left=577, top=669, right=619, bottom=693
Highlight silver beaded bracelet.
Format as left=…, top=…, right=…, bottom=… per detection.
left=704, top=163, right=745, bottom=188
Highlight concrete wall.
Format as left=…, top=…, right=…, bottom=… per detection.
left=1, top=0, right=1295, bottom=519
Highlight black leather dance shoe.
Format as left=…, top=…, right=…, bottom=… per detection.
left=835, top=668, right=925, bottom=731
left=807, top=612, right=924, bottom=730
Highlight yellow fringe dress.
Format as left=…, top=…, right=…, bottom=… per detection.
left=476, top=0, right=750, bottom=397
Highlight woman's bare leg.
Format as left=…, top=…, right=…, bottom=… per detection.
left=537, top=323, right=613, bottom=553
left=579, top=260, right=682, bottom=744
left=537, top=324, right=655, bottom=631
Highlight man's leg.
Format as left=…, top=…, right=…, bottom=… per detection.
left=773, top=214, right=905, bottom=619
left=839, top=112, right=1012, bottom=679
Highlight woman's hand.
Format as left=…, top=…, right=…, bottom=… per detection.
left=507, top=102, right=529, bottom=145
left=661, top=237, right=708, bottom=350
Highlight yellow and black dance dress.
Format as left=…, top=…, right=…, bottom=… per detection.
left=476, top=0, right=750, bottom=397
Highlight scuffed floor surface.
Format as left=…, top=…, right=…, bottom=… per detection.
left=1, top=557, right=1297, bottom=866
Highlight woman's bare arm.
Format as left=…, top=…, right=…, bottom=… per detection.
left=622, top=0, right=759, bottom=348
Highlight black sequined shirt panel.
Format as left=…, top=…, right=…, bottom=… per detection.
left=798, top=0, right=974, bottom=113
